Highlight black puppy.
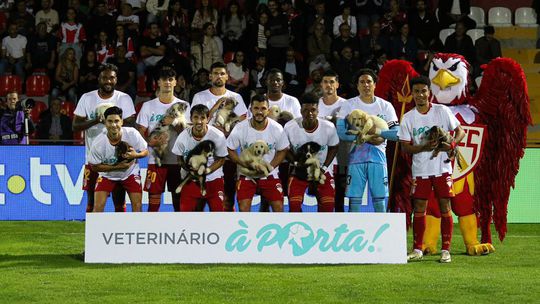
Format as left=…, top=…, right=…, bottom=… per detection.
left=293, top=141, right=323, bottom=182
left=115, top=141, right=131, bottom=164
left=175, top=140, right=216, bottom=196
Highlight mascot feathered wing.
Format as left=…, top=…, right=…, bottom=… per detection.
left=378, top=54, right=531, bottom=255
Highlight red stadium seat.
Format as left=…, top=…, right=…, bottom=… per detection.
left=25, top=74, right=51, bottom=97
left=135, top=101, right=146, bottom=115
left=223, top=52, right=235, bottom=64
left=137, top=75, right=156, bottom=97
left=29, top=100, right=47, bottom=123
left=0, top=75, right=23, bottom=96
left=60, top=101, right=76, bottom=119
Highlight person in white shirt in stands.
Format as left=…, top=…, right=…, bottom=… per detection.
left=191, top=61, right=247, bottom=211
left=398, top=76, right=465, bottom=263
left=136, top=67, right=190, bottom=212
left=0, top=23, right=27, bottom=81
left=227, top=94, right=289, bottom=212
left=73, top=63, right=136, bottom=213
left=172, top=104, right=228, bottom=211
left=317, top=70, right=348, bottom=212
left=34, top=0, right=59, bottom=33
left=284, top=92, right=339, bottom=212
left=88, top=106, right=148, bottom=212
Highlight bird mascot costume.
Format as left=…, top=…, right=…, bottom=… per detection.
left=376, top=53, right=531, bottom=255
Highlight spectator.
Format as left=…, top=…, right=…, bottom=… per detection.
left=35, top=0, right=59, bottom=33
left=51, top=47, right=78, bottom=103
left=331, top=23, right=360, bottom=62
left=226, top=50, right=249, bottom=94
left=221, top=1, right=246, bottom=53
left=0, top=91, right=34, bottom=145
left=112, top=24, right=135, bottom=62
left=191, top=68, right=211, bottom=96
left=58, top=7, right=86, bottom=64
left=146, top=0, right=170, bottom=25
left=163, top=0, right=190, bottom=53
left=191, top=0, right=218, bottom=30
left=390, top=23, right=417, bottom=64
left=9, top=0, right=35, bottom=36
left=85, top=0, right=115, bottom=44
left=444, top=21, right=476, bottom=66
left=265, top=0, right=289, bottom=69
left=360, top=21, right=390, bottom=64
left=0, top=23, right=27, bottom=80
left=365, top=49, right=388, bottom=74
left=26, top=22, right=57, bottom=75
left=306, top=0, right=332, bottom=35
left=249, top=52, right=267, bottom=95
left=437, top=0, right=476, bottom=30
left=137, top=22, right=166, bottom=90
left=36, top=98, right=73, bottom=144
left=475, top=25, right=501, bottom=66
left=307, top=22, right=332, bottom=64
left=282, top=47, right=307, bottom=97
left=78, top=49, right=100, bottom=94
left=355, top=0, right=384, bottom=31
left=107, top=45, right=137, bottom=100
left=408, top=0, right=441, bottom=51
left=244, top=10, right=268, bottom=65
left=116, top=3, right=139, bottom=33
left=332, top=46, right=362, bottom=98
left=190, top=23, right=221, bottom=73
left=379, top=0, right=407, bottom=36
left=304, top=68, right=323, bottom=97
left=95, top=30, right=114, bottom=64
left=174, top=73, right=191, bottom=102
left=333, top=2, right=357, bottom=38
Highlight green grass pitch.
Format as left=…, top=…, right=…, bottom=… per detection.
left=0, top=222, right=539, bottom=303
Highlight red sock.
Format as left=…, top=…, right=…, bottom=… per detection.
left=441, top=211, right=454, bottom=251
left=413, top=212, right=426, bottom=250
left=148, top=195, right=161, bottom=212
left=318, top=197, right=335, bottom=212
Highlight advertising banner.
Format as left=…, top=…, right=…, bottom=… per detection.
left=85, top=213, right=407, bottom=264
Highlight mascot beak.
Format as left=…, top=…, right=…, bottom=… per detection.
left=432, top=69, right=460, bottom=90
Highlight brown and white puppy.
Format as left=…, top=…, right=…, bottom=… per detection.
left=175, top=140, right=216, bottom=196
left=95, top=102, right=115, bottom=122
left=294, top=141, right=326, bottom=184
left=346, top=109, right=388, bottom=144
left=238, top=140, right=274, bottom=178
left=148, top=102, right=188, bottom=166
left=214, top=97, right=240, bottom=133
left=426, top=126, right=457, bottom=163
left=115, top=141, right=131, bottom=164
left=268, top=105, right=294, bottom=126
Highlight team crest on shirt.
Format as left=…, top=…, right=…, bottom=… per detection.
left=218, top=191, right=224, bottom=202
left=276, top=183, right=283, bottom=194
left=452, top=125, right=486, bottom=181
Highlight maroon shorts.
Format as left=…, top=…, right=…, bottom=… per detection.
left=180, top=178, right=225, bottom=212
left=236, top=176, right=284, bottom=202
left=82, top=164, right=99, bottom=191
left=144, top=164, right=182, bottom=194
left=411, top=173, right=454, bottom=200
left=95, top=174, right=143, bottom=193
left=288, top=172, right=335, bottom=212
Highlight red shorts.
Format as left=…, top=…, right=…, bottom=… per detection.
left=411, top=173, right=454, bottom=200
left=180, top=178, right=225, bottom=212
left=95, top=174, right=143, bottom=193
left=82, top=164, right=99, bottom=191
left=288, top=172, right=335, bottom=212
left=236, top=176, right=284, bottom=202
left=144, top=164, right=182, bottom=194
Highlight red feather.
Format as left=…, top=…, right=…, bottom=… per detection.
left=470, top=57, right=532, bottom=241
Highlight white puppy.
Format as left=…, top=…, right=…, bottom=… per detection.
left=346, top=109, right=388, bottom=144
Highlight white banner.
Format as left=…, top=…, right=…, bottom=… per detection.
left=85, top=213, right=407, bottom=264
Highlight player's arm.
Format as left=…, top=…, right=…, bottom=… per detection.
left=123, top=146, right=149, bottom=159
left=336, top=118, right=356, bottom=142
left=270, top=148, right=288, bottom=169
left=438, top=125, right=465, bottom=152
left=323, top=144, right=338, bottom=168
left=208, top=156, right=225, bottom=174
left=227, top=148, right=247, bottom=167
left=72, top=114, right=100, bottom=132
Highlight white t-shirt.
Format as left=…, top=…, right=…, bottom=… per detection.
left=284, top=118, right=339, bottom=175
left=88, top=127, right=147, bottom=181
left=74, top=90, right=136, bottom=163
left=226, top=119, right=289, bottom=178
left=117, top=14, right=140, bottom=24
left=268, top=93, right=301, bottom=118
left=337, top=96, right=398, bottom=155
left=136, top=97, right=190, bottom=165
left=318, top=96, right=346, bottom=119
left=171, top=125, right=228, bottom=181
left=2, top=35, right=27, bottom=59
left=191, top=88, right=247, bottom=119
left=35, top=9, right=59, bottom=33
left=397, top=104, right=460, bottom=178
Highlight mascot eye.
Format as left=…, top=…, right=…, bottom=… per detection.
left=432, top=64, right=439, bottom=72
left=449, top=62, right=459, bottom=72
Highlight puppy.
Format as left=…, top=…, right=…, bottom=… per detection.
left=214, top=97, right=240, bottom=133
left=148, top=102, right=188, bottom=166
left=293, top=142, right=326, bottom=184
left=175, top=140, right=216, bottom=196
left=346, top=109, right=388, bottom=144
left=268, top=105, right=294, bottom=126
left=426, top=126, right=457, bottom=163
left=238, top=140, right=274, bottom=178
left=95, top=103, right=115, bottom=122
left=115, top=141, right=131, bottom=164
